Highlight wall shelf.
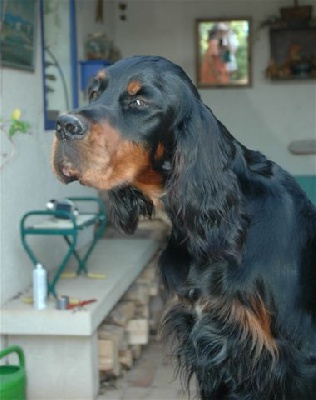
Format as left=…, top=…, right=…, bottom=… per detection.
left=266, top=18, right=316, bottom=81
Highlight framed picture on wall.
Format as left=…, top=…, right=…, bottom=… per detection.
left=0, top=0, right=36, bottom=71
left=196, top=18, right=252, bottom=88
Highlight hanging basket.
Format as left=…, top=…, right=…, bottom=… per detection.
left=0, top=346, right=26, bottom=400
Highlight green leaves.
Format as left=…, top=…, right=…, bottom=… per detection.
left=0, top=110, right=31, bottom=138
left=0, top=110, right=31, bottom=169
left=8, top=119, right=31, bottom=138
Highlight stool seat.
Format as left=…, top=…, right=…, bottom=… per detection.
left=28, top=214, right=98, bottom=231
left=20, top=197, right=106, bottom=297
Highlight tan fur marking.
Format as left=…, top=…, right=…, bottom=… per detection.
left=52, top=119, right=164, bottom=202
left=96, top=70, right=107, bottom=81
left=229, top=297, right=278, bottom=362
left=134, top=168, right=164, bottom=205
left=172, top=294, right=278, bottom=366
left=154, top=143, right=165, bottom=161
left=51, top=137, right=59, bottom=177
left=127, top=80, right=142, bottom=96
left=55, top=122, right=163, bottom=202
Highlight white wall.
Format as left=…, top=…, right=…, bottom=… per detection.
left=0, top=2, right=97, bottom=307
left=103, top=0, right=316, bottom=175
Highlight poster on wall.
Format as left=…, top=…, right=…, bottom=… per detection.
left=196, top=18, right=251, bottom=88
left=0, top=0, right=36, bottom=71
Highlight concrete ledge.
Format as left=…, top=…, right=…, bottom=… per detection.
left=1, top=238, right=161, bottom=400
left=9, top=333, right=99, bottom=400
left=1, top=239, right=160, bottom=336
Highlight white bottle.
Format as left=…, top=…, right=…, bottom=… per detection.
left=33, top=263, right=47, bottom=310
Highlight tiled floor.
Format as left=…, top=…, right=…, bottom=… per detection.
left=98, top=338, right=194, bottom=400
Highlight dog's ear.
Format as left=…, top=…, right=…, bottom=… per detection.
left=167, top=103, right=249, bottom=264
left=107, top=186, right=153, bottom=234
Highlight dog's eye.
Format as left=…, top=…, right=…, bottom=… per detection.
left=89, top=89, right=99, bottom=101
left=91, top=90, right=98, bottom=99
left=129, top=99, right=147, bottom=109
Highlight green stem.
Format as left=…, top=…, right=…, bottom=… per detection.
left=1, top=134, right=16, bottom=171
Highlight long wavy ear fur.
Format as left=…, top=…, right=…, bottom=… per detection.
left=107, top=186, right=153, bottom=234
left=166, top=100, right=249, bottom=264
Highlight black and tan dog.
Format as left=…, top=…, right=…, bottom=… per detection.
left=52, top=55, right=316, bottom=400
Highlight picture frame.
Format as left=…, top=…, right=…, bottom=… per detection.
left=0, top=0, right=36, bottom=71
left=196, top=18, right=252, bottom=88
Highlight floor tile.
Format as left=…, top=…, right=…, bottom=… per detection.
left=98, top=338, right=185, bottom=400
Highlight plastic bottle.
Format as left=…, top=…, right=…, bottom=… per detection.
left=33, top=263, right=47, bottom=310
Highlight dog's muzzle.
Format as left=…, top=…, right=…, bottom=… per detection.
left=55, top=114, right=88, bottom=140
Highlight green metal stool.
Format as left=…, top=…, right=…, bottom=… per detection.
left=20, top=197, right=106, bottom=297
left=0, top=345, right=26, bottom=400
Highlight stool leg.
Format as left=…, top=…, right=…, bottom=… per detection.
left=75, top=217, right=107, bottom=275
left=63, top=236, right=85, bottom=273
left=48, top=234, right=77, bottom=297
left=21, top=235, right=40, bottom=266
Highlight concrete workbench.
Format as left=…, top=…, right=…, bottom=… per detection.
left=1, top=238, right=161, bottom=400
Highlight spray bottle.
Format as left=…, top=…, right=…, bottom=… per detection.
left=33, top=263, right=47, bottom=310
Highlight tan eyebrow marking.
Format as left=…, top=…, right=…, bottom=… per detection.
left=154, top=142, right=165, bottom=160
left=96, top=70, right=108, bottom=81
left=127, top=80, right=142, bottom=96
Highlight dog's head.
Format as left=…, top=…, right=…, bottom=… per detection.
left=52, top=56, right=247, bottom=260
left=52, top=55, right=199, bottom=202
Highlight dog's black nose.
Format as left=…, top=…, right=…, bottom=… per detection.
left=55, top=114, right=88, bottom=140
